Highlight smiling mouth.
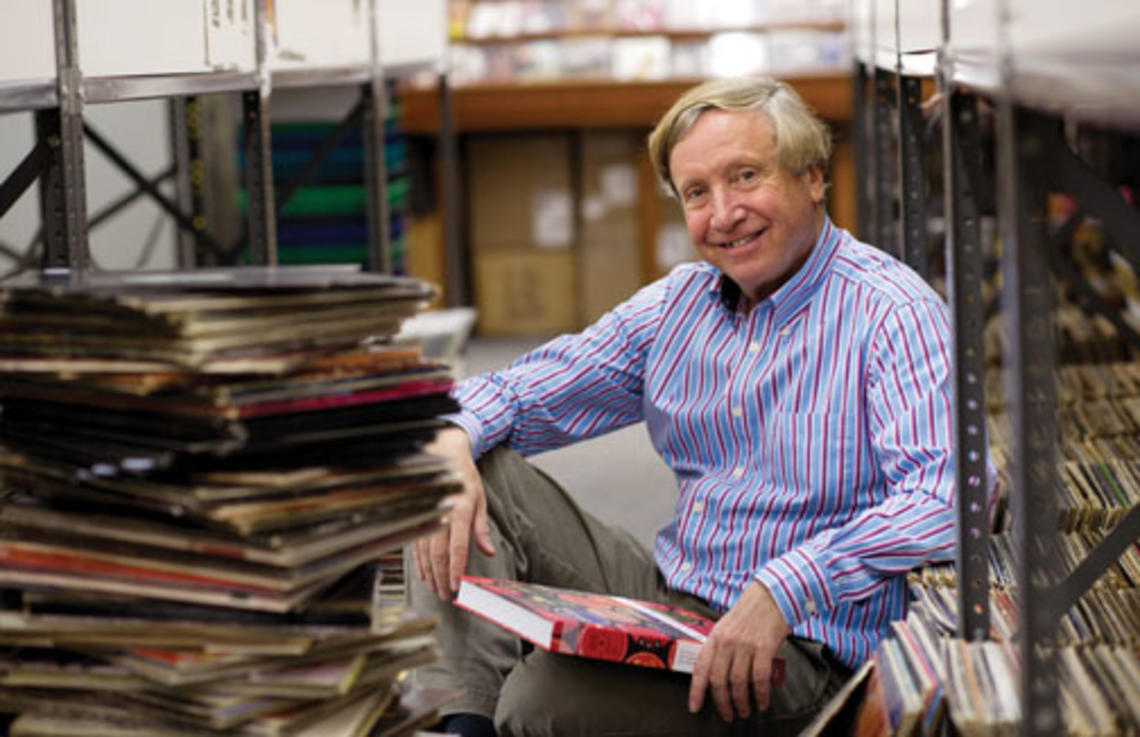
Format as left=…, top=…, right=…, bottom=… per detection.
left=718, top=229, right=766, bottom=249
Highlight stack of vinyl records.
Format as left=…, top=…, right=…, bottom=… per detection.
left=807, top=362, right=1140, bottom=733
left=983, top=303, right=1138, bottom=368
left=890, top=394, right=1140, bottom=736
left=0, top=267, right=461, bottom=736
left=802, top=539, right=1140, bottom=737
left=848, top=600, right=1140, bottom=736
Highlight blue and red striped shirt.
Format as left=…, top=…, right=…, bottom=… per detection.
left=450, top=219, right=959, bottom=668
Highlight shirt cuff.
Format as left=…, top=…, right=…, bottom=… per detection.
left=440, top=407, right=486, bottom=458
left=753, top=546, right=833, bottom=628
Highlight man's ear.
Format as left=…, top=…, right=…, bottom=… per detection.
left=803, top=164, right=826, bottom=204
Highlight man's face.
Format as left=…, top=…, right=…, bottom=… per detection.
left=669, top=109, right=826, bottom=304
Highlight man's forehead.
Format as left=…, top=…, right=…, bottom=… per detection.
left=678, top=109, right=774, bottom=146
left=672, top=112, right=775, bottom=163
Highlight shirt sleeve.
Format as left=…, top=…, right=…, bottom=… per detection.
left=754, top=296, right=990, bottom=628
left=449, top=276, right=671, bottom=459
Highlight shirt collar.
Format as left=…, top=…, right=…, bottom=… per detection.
left=711, top=216, right=841, bottom=325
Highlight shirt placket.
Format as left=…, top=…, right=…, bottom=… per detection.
left=727, top=306, right=773, bottom=479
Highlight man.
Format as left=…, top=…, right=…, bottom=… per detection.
left=409, top=76, right=958, bottom=736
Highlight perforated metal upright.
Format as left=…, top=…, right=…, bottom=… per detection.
left=438, top=71, right=466, bottom=305
left=896, top=73, right=927, bottom=278
left=853, top=61, right=873, bottom=242
left=243, top=0, right=278, bottom=266
left=872, top=68, right=897, bottom=255
left=38, top=0, right=88, bottom=273
left=363, top=0, right=392, bottom=274
left=998, top=102, right=1061, bottom=737
left=992, top=0, right=1062, bottom=725
left=939, top=0, right=991, bottom=641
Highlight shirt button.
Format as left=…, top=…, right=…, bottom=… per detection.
left=731, top=406, right=743, bottom=418
left=805, top=598, right=817, bottom=616
left=680, top=562, right=692, bottom=572
left=692, top=500, right=704, bottom=512
left=748, top=342, right=760, bottom=353
left=732, top=467, right=744, bottom=479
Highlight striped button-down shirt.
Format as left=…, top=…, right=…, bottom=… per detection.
left=450, top=218, right=957, bottom=667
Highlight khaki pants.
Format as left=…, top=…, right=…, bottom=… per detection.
left=406, top=447, right=850, bottom=736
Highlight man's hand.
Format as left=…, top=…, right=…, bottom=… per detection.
left=688, top=581, right=788, bottom=722
left=413, top=426, right=495, bottom=599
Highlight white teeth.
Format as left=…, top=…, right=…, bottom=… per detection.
left=724, top=232, right=758, bottom=248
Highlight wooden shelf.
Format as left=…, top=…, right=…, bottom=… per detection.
left=453, top=22, right=847, bottom=45
left=399, top=75, right=852, bottom=133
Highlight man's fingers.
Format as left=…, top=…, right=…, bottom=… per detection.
left=413, top=539, right=429, bottom=585
left=730, top=651, right=753, bottom=719
left=694, top=639, right=736, bottom=722
left=428, top=495, right=470, bottom=592
left=709, top=646, right=736, bottom=722
left=710, top=678, right=734, bottom=723
left=447, top=516, right=473, bottom=593
left=752, top=657, right=772, bottom=712
left=428, top=528, right=455, bottom=598
left=414, top=537, right=439, bottom=595
left=472, top=491, right=496, bottom=556
left=687, top=645, right=712, bottom=714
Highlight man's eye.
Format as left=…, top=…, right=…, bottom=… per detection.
left=739, top=169, right=757, bottom=181
left=684, top=187, right=705, bottom=202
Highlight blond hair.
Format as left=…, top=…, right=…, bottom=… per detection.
left=648, top=76, right=832, bottom=196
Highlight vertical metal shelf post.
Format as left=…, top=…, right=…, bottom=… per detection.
left=872, top=69, right=897, bottom=254
left=169, top=97, right=206, bottom=268
left=439, top=72, right=466, bottom=306
left=853, top=61, right=873, bottom=242
left=998, top=101, right=1061, bottom=737
left=361, top=80, right=392, bottom=274
left=38, top=0, right=88, bottom=274
left=363, top=0, right=392, bottom=274
left=942, top=84, right=991, bottom=641
left=897, top=75, right=928, bottom=278
left=994, top=0, right=1061, bottom=729
left=243, top=0, right=278, bottom=266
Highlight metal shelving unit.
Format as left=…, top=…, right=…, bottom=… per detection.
left=855, top=0, right=1140, bottom=733
left=966, top=3, right=1140, bottom=732
left=854, top=0, right=996, bottom=642
left=0, top=0, right=447, bottom=276
left=852, top=0, right=937, bottom=278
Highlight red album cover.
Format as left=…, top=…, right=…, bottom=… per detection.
left=456, top=576, right=716, bottom=673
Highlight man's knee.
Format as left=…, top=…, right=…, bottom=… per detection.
left=493, top=653, right=577, bottom=737
left=475, top=446, right=542, bottom=508
left=492, top=643, right=843, bottom=737
left=493, top=651, right=697, bottom=737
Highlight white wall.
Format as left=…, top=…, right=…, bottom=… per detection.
left=0, top=101, right=179, bottom=273
left=0, top=113, right=40, bottom=273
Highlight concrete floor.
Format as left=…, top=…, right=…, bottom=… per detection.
left=460, top=337, right=677, bottom=549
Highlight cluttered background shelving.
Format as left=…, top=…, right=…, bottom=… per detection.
left=828, top=1, right=1140, bottom=735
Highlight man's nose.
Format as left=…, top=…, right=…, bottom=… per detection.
left=709, top=188, right=743, bottom=230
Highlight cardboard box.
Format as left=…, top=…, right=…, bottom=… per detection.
left=475, top=250, right=578, bottom=336
left=270, top=0, right=370, bottom=71
left=578, top=132, right=643, bottom=323
left=78, top=0, right=212, bottom=77
left=405, top=213, right=446, bottom=308
left=468, top=135, right=574, bottom=252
